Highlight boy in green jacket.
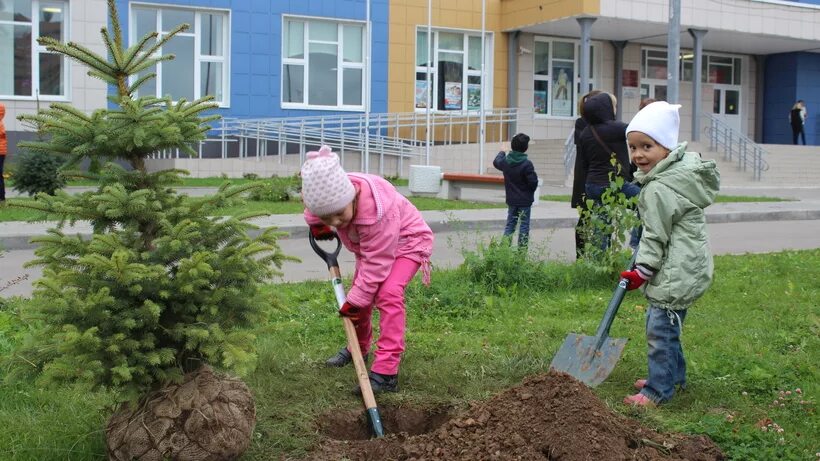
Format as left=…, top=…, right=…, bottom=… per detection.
left=621, top=101, right=720, bottom=406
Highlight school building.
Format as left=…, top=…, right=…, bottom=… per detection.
left=2, top=0, right=820, bottom=180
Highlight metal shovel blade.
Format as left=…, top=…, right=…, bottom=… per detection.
left=548, top=250, right=638, bottom=387
left=549, top=333, right=628, bottom=387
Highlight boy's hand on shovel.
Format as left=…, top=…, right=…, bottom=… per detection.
left=340, top=301, right=363, bottom=321
left=620, top=264, right=655, bottom=290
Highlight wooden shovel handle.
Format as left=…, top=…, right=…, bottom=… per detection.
left=341, top=317, right=379, bottom=409
left=327, top=266, right=378, bottom=410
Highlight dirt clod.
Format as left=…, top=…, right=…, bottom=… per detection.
left=305, top=371, right=724, bottom=460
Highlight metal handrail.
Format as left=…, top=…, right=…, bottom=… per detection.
left=169, top=108, right=530, bottom=176
left=703, top=112, right=770, bottom=180
left=563, top=129, right=576, bottom=177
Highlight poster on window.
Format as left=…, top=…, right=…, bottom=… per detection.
left=444, top=82, right=462, bottom=110
left=415, top=80, right=429, bottom=109
left=467, top=83, right=481, bottom=110
left=551, top=63, right=574, bottom=117
left=534, top=91, right=547, bottom=114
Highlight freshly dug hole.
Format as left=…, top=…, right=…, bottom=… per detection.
left=318, top=405, right=454, bottom=441
left=303, top=371, right=725, bottom=461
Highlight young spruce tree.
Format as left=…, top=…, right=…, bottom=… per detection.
left=12, top=0, right=290, bottom=401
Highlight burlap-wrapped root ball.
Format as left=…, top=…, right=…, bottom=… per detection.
left=106, top=365, right=256, bottom=461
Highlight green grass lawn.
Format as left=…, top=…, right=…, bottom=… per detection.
left=0, top=196, right=504, bottom=223
left=0, top=190, right=789, bottom=223
left=0, top=248, right=816, bottom=460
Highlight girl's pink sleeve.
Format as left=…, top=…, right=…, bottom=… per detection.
left=303, top=208, right=322, bottom=226
left=345, top=217, right=400, bottom=308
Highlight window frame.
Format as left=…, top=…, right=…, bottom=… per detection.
left=532, top=36, right=599, bottom=119
left=128, top=2, right=231, bottom=107
left=641, top=47, right=743, bottom=86
left=0, top=0, right=70, bottom=101
left=414, top=27, right=494, bottom=113
left=281, top=15, right=366, bottom=111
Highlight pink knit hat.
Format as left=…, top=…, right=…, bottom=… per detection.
left=300, top=145, right=356, bottom=216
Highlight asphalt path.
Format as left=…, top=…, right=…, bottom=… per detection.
left=3, top=220, right=819, bottom=298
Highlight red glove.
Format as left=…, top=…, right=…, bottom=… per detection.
left=339, top=301, right=362, bottom=321
left=310, top=224, right=334, bottom=240
left=620, top=265, right=655, bottom=290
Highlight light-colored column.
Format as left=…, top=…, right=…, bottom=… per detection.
left=577, top=17, right=597, bottom=101
left=667, top=0, right=681, bottom=103
left=611, top=40, right=627, bottom=122
left=689, top=28, right=707, bottom=141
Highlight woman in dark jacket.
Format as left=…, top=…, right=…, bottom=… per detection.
left=576, top=92, right=640, bottom=250
left=571, top=90, right=602, bottom=259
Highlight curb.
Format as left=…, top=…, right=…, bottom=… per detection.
left=3, top=208, right=820, bottom=251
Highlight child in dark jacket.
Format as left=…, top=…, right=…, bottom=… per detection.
left=493, top=133, right=539, bottom=247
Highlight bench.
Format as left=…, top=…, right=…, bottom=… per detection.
left=438, top=173, right=504, bottom=200
left=438, top=173, right=543, bottom=204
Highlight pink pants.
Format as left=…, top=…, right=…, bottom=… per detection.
left=352, top=257, right=420, bottom=376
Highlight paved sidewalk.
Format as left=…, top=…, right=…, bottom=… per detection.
left=2, top=185, right=820, bottom=250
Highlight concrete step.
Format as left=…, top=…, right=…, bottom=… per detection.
left=689, top=141, right=820, bottom=187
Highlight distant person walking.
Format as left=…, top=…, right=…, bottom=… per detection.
left=0, top=102, right=7, bottom=201
left=494, top=133, right=539, bottom=248
left=790, top=100, right=807, bottom=145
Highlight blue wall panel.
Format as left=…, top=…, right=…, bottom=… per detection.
left=763, top=52, right=819, bottom=145
left=114, top=0, right=389, bottom=120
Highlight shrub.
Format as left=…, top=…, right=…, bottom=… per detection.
left=248, top=174, right=301, bottom=202
left=461, top=238, right=551, bottom=294
left=11, top=150, right=66, bottom=196
left=577, top=160, right=640, bottom=274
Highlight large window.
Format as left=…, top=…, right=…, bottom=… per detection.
left=532, top=38, right=597, bottom=118
left=282, top=17, right=365, bottom=110
left=415, top=28, right=492, bottom=112
left=0, top=0, right=68, bottom=98
left=130, top=4, right=229, bottom=106
left=642, top=49, right=742, bottom=85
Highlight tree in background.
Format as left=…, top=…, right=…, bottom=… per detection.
left=8, top=1, right=292, bottom=459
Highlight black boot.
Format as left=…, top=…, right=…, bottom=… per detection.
left=325, top=347, right=368, bottom=368
left=352, top=371, right=399, bottom=395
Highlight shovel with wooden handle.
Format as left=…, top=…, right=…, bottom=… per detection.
left=549, top=247, right=639, bottom=387
left=309, top=231, right=385, bottom=438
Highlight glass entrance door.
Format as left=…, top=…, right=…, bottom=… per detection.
left=640, top=82, right=667, bottom=103
left=712, top=85, right=741, bottom=134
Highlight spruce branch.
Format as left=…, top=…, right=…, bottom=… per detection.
left=38, top=37, right=116, bottom=76
left=122, top=32, right=160, bottom=71
left=128, top=72, right=157, bottom=94
left=99, top=27, right=125, bottom=69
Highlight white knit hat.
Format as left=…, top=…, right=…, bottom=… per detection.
left=300, top=145, right=356, bottom=216
left=626, top=101, right=682, bottom=150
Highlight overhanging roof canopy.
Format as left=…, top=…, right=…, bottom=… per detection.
left=518, top=16, right=820, bottom=55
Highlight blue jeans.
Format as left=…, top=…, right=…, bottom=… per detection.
left=584, top=182, right=642, bottom=250
left=503, top=205, right=531, bottom=247
left=641, top=306, right=688, bottom=403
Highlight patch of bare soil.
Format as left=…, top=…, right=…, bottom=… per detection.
left=304, top=371, right=724, bottom=460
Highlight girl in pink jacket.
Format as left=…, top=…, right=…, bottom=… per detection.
left=301, top=146, right=434, bottom=393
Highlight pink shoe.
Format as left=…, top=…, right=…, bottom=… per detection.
left=623, top=393, right=655, bottom=407
left=634, top=379, right=647, bottom=390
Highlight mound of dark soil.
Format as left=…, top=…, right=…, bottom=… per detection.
left=305, top=371, right=724, bottom=460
